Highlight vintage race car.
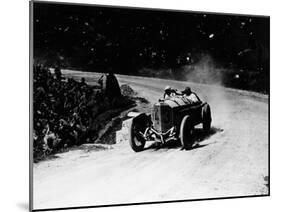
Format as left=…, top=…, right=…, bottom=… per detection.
left=128, top=95, right=212, bottom=152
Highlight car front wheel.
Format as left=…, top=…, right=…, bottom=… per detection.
left=129, top=119, right=146, bottom=152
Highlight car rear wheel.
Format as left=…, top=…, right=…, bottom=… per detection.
left=129, top=119, right=146, bottom=152
left=202, top=104, right=212, bottom=133
left=180, top=115, right=194, bottom=150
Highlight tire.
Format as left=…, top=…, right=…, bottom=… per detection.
left=180, top=115, right=194, bottom=150
left=129, top=119, right=146, bottom=152
left=202, top=104, right=212, bottom=133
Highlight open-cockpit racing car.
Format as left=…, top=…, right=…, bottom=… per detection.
left=128, top=89, right=212, bottom=152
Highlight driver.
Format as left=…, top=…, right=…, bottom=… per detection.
left=163, top=86, right=182, bottom=99
left=182, top=86, right=201, bottom=103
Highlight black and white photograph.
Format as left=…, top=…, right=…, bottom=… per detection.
left=30, top=1, right=269, bottom=211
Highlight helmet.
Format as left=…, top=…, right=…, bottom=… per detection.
left=183, top=86, right=191, bottom=94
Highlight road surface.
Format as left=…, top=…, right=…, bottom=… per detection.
left=33, top=70, right=269, bottom=210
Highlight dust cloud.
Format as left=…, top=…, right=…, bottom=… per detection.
left=181, top=54, right=232, bottom=126
left=181, top=54, right=224, bottom=86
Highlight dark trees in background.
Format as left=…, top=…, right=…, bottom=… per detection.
left=33, top=3, right=269, bottom=93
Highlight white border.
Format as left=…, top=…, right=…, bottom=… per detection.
left=1, top=0, right=279, bottom=212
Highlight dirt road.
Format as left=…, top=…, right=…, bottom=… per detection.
left=33, top=70, right=269, bottom=210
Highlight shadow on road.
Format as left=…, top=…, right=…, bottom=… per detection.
left=193, top=127, right=224, bottom=143
left=145, top=127, right=223, bottom=151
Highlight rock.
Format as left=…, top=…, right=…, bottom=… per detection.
left=120, top=84, right=137, bottom=96
left=116, top=118, right=132, bottom=143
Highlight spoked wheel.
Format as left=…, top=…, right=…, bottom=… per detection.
left=129, top=119, right=146, bottom=152
left=202, top=103, right=212, bottom=133
left=180, top=115, right=194, bottom=150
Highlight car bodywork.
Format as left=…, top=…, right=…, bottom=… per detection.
left=128, top=96, right=212, bottom=152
